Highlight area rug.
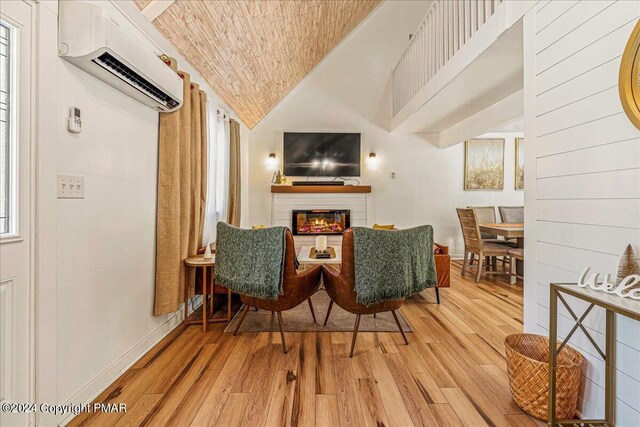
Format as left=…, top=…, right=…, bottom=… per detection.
left=223, top=289, right=413, bottom=333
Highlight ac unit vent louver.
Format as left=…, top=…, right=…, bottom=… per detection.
left=92, top=52, right=180, bottom=110
left=58, top=1, right=183, bottom=112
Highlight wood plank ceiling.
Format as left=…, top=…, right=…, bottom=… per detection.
left=135, top=0, right=381, bottom=128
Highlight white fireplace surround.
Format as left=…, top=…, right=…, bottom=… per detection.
left=271, top=192, right=368, bottom=250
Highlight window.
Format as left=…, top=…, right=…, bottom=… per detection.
left=201, top=106, right=230, bottom=244
left=0, top=21, right=13, bottom=236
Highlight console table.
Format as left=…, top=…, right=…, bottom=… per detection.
left=548, top=283, right=640, bottom=426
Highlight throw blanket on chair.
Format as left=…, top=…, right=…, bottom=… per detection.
left=353, top=225, right=437, bottom=305
left=214, top=222, right=286, bottom=300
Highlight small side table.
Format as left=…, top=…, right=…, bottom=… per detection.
left=548, top=283, right=640, bottom=426
left=184, top=255, right=231, bottom=332
left=297, top=245, right=342, bottom=270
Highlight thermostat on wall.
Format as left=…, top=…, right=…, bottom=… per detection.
left=68, top=107, right=81, bottom=133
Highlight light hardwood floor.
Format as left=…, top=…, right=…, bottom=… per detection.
left=69, top=261, right=544, bottom=427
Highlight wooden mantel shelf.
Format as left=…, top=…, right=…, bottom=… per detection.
left=271, top=185, right=371, bottom=194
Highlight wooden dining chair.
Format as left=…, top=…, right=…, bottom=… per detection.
left=467, top=206, right=499, bottom=240
left=456, top=208, right=512, bottom=283
left=498, top=206, right=524, bottom=246
left=498, top=206, right=524, bottom=223
left=508, top=248, right=524, bottom=284
left=468, top=206, right=514, bottom=269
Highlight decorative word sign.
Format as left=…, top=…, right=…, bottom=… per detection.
left=578, top=268, right=640, bottom=301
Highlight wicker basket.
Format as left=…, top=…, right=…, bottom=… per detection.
left=505, top=333, right=585, bottom=421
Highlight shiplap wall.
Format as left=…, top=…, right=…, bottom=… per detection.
left=530, top=1, right=640, bottom=425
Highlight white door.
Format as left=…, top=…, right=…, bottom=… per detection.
left=0, top=1, right=34, bottom=426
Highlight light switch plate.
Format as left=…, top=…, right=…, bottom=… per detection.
left=57, top=175, right=84, bottom=199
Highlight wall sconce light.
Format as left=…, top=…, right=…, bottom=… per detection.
left=266, top=152, right=279, bottom=170
left=366, top=152, right=379, bottom=168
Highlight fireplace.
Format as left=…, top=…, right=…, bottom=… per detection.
left=292, top=210, right=350, bottom=235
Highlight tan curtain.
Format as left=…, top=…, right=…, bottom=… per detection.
left=227, top=119, right=241, bottom=227
left=154, top=58, right=208, bottom=316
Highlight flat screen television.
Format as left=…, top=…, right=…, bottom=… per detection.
left=283, top=132, right=361, bottom=177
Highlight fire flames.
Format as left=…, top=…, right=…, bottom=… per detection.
left=297, top=216, right=344, bottom=234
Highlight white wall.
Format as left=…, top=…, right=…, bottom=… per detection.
left=248, top=1, right=524, bottom=257
left=524, top=1, right=640, bottom=425
left=34, top=1, right=249, bottom=423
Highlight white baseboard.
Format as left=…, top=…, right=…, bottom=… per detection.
left=58, top=298, right=202, bottom=426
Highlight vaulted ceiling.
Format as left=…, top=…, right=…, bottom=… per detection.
left=135, top=0, right=381, bottom=128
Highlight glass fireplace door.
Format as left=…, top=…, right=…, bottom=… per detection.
left=292, top=210, right=350, bottom=235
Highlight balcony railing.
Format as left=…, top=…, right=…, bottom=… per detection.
left=392, top=0, right=503, bottom=116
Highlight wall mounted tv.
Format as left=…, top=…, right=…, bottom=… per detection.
left=283, top=132, right=361, bottom=177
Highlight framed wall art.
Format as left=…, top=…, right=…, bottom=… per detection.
left=515, top=137, right=524, bottom=191
left=464, top=138, right=505, bottom=191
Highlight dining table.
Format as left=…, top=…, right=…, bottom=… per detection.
left=479, top=223, right=524, bottom=275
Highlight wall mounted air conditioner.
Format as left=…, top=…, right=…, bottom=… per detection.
left=58, top=1, right=183, bottom=112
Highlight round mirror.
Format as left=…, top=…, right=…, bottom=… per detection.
left=619, top=20, right=640, bottom=130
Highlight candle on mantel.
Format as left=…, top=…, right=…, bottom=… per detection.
left=316, top=236, right=328, bottom=252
